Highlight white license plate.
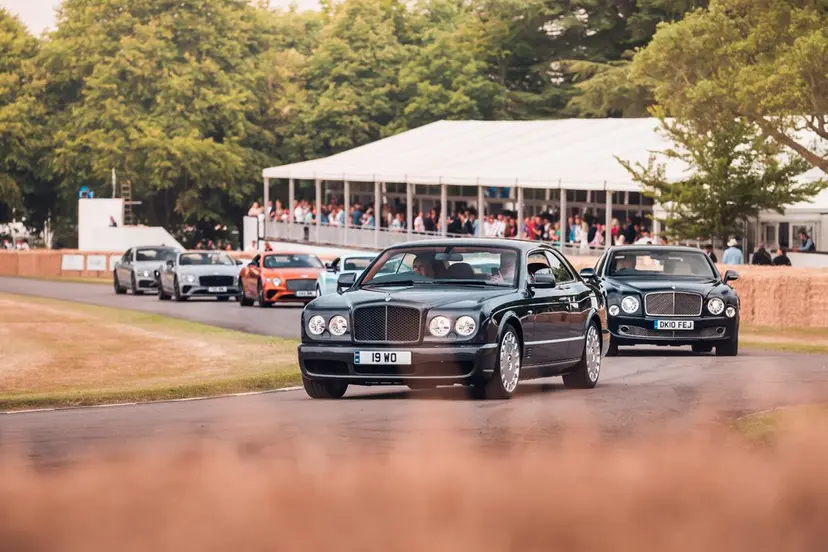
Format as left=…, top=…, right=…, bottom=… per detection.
left=207, top=286, right=227, bottom=293
left=295, top=290, right=317, bottom=297
left=654, top=320, right=695, bottom=330
left=354, top=351, right=412, bottom=365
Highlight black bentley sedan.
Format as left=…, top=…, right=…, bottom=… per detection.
left=581, top=246, right=740, bottom=356
left=297, top=239, right=609, bottom=400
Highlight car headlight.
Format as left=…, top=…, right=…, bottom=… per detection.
left=184, top=274, right=197, bottom=283
left=455, top=316, right=476, bottom=337
left=725, top=306, right=737, bottom=318
left=707, top=298, right=725, bottom=316
left=608, top=305, right=620, bottom=317
left=266, top=277, right=282, bottom=286
left=142, top=270, right=150, bottom=278
left=429, top=316, right=451, bottom=337
left=329, top=315, right=348, bottom=336
left=307, top=315, right=326, bottom=336
left=621, top=296, right=639, bottom=314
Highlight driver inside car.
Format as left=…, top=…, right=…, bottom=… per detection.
left=412, top=254, right=435, bottom=278
left=491, top=253, right=516, bottom=283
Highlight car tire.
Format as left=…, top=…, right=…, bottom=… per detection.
left=302, top=376, right=348, bottom=399
left=173, top=277, right=187, bottom=302
left=113, top=273, right=126, bottom=295
left=239, top=287, right=254, bottom=307
left=257, top=280, right=270, bottom=308
left=476, top=324, right=522, bottom=400
left=562, top=322, right=602, bottom=390
left=606, top=335, right=619, bottom=356
left=692, top=344, right=713, bottom=354
left=158, top=281, right=170, bottom=300
left=131, top=273, right=143, bottom=295
left=715, top=332, right=739, bottom=356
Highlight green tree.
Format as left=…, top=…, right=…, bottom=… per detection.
left=0, top=8, right=41, bottom=226
left=617, top=112, right=825, bottom=243
left=630, top=0, right=828, bottom=172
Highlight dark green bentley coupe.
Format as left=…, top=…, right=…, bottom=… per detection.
left=297, top=239, right=609, bottom=400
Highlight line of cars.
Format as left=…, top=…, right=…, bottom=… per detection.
left=112, top=245, right=378, bottom=304
left=297, top=240, right=741, bottom=400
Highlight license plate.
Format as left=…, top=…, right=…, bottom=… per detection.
left=207, top=286, right=227, bottom=293
left=654, top=320, right=694, bottom=330
left=295, top=290, right=317, bottom=297
left=354, top=351, right=412, bottom=365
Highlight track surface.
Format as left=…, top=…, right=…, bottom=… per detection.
left=2, top=277, right=828, bottom=464
left=0, top=276, right=303, bottom=338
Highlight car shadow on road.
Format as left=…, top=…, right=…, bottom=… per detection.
left=343, top=379, right=568, bottom=401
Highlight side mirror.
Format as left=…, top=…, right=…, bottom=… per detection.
left=337, top=272, right=356, bottom=293
left=326, top=262, right=336, bottom=272
left=529, top=273, right=556, bottom=289
left=579, top=267, right=596, bottom=280
left=723, top=270, right=739, bottom=284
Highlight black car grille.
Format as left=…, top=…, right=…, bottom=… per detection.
left=620, top=325, right=725, bottom=339
left=286, top=279, right=316, bottom=291
left=199, top=275, right=234, bottom=287
left=644, top=292, right=702, bottom=316
left=353, top=306, right=421, bottom=343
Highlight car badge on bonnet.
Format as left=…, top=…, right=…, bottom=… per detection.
left=385, top=293, right=391, bottom=302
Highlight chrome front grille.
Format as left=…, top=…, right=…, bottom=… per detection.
left=644, top=292, right=702, bottom=316
left=619, top=325, right=725, bottom=339
left=286, top=279, right=316, bottom=291
left=353, top=306, right=421, bottom=343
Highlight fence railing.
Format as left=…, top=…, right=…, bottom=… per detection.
left=262, top=220, right=607, bottom=257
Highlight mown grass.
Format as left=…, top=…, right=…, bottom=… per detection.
left=0, top=293, right=301, bottom=411
left=733, top=404, right=828, bottom=444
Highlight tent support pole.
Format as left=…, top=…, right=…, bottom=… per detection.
left=560, top=187, right=567, bottom=251
left=262, top=177, right=269, bottom=247
left=516, top=185, right=524, bottom=239
left=344, top=180, right=350, bottom=246
left=440, top=181, right=447, bottom=237
left=406, top=181, right=413, bottom=237
left=374, top=180, right=381, bottom=247
left=288, top=178, right=295, bottom=240
left=477, top=183, right=484, bottom=237
left=605, top=185, right=612, bottom=250
left=315, top=178, right=322, bottom=243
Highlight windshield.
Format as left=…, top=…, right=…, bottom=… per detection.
left=263, top=254, right=323, bottom=269
left=360, top=246, right=519, bottom=287
left=178, top=252, right=235, bottom=266
left=608, top=250, right=715, bottom=279
left=343, top=257, right=374, bottom=271
left=135, top=248, right=177, bottom=262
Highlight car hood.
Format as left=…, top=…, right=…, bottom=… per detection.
left=177, top=264, right=239, bottom=276
left=311, top=284, right=516, bottom=311
left=605, top=277, right=727, bottom=297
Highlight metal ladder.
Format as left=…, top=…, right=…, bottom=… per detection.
left=121, top=179, right=135, bottom=225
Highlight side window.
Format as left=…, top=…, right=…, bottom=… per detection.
left=122, top=249, right=132, bottom=263
left=544, top=251, right=575, bottom=283
left=526, top=251, right=551, bottom=280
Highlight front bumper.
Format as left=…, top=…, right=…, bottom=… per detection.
left=179, top=284, right=240, bottom=298
left=298, top=343, right=499, bottom=385
left=136, top=277, right=158, bottom=291
left=263, top=285, right=318, bottom=303
left=608, top=314, right=737, bottom=346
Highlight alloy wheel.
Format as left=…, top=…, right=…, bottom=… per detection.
left=499, top=330, right=521, bottom=393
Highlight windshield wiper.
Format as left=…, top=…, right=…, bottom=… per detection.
left=434, top=279, right=510, bottom=287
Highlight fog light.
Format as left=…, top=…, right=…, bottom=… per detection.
left=725, top=306, right=736, bottom=318
left=609, top=305, right=620, bottom=317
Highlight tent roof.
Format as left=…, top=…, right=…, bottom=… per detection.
left=262, top=118, right=825, bottom=199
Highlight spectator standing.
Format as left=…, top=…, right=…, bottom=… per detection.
left=703, top=244, right=718, bottom=263
left=722, top=239, right=743, bottom=264
left=797, top=230, right=816, bottom=252
left=751, top=243, right=772, bottom=265
left=773, top=247, right=792, bottom=266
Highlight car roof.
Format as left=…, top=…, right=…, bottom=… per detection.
left=606, top=245, right=706, bottom=254
left=262, top=251, right=320, bottom=256
left=383, top=238, right=545, bottom=253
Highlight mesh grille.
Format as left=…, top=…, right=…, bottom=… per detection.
left=286, top=279, right=316, bottom=291
left=199, top=275, right=234, bottom=287
left=644, top=292, right=702, bottom=316
left=353, top=306, right=421, bottom=343
left=620, top=325, right=725, bottom=339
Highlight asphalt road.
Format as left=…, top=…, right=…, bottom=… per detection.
left=0, top=276, right=303, bottom=338
left=2, top=276, right=828, bottom=465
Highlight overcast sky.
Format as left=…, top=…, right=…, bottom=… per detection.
left=1, top=0, right=320, bottom=35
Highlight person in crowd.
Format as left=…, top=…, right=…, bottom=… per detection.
left=796, top=230, right=816, bottom=252
left=703, top=244, right=718, bottom=263
left=722, top=238, right=743, bottom=264
left=424, top=210, right=437, bottom=233
left=773, top=247, right=792, bottom=266
left=589, top=224, right=604, bottom=248
left=751, top=242, right=772, bottom=265
left=414, top=211, right=425, bottom=233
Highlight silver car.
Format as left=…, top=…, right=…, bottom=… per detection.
left=113, top=245, right=181, bottom=295
left=157, top=251, right=243, bottom=301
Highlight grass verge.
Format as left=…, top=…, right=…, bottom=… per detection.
left=740, top=324, right=828, bottom=355
left=0, top=292, right=301, bottom=411
left=4, top=275, right=110, bottom=285
left=733, top=404, right=828, bottom=443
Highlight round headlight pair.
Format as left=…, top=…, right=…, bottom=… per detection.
left=429, top=316, right=476, bottom=337
left=707, top=298, right=725, bottom=316
left=307, top=315, right=349, bottom=336
left=621, top=296, right=639, bottom=314
left=608, top=305, right=620, bottom=317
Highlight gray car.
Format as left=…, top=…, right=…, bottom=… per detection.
left=113, top=245, right=181, bottom=295
left=157, top=250, right=243, bottom=301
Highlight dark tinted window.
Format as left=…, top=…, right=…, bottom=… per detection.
left=263, top=254, right=324, bottom=269
left=135, top=248, right=177, bottom=262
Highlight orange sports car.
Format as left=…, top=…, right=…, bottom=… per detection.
left=238, top=251, right=325, bottom=307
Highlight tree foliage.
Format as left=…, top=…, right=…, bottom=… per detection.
left=630, top=0, right=828, bottom=172
left=618, top=112, right=825, bottom=242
